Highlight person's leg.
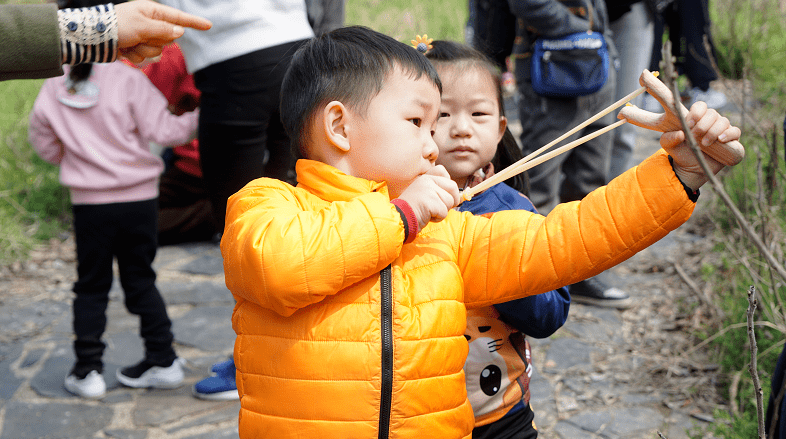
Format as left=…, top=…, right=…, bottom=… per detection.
left=194, top=40, right=304, bottom=232
left=113, top=199, right=184, bottom=389
left=68, top=204, right=113, bottom=398
left=609, top=2, right=655, bottom=179
left=516, top=83, right=584, bottom=212
left=559, top=66, right=616, bottom=204
left=71, top=204, right=114, bottom=378
left=114, top=199, right=177, bottom=367
left=158, top=165, right=217, bottom=245
left=677, top=0, right=717, bottom=91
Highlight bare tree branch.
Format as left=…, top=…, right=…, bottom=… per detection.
left=747, top=285, right=766, bottom=438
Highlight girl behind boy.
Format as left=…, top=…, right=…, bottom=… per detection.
left=28, top=1, right=198, bottom=399
left=427, top=40, right=570, bottom=438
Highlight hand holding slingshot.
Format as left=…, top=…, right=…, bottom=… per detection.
left=460, top=69, right=745, bottom=202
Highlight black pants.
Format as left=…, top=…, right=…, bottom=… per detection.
left=194, top=39, right=308, bottom=231
left=71, top=199, right=175, bottom=377
left=158, top=165, right=217, bottom=245
left=472, top=403, right=538, bottom=439
left=649, top=0, right=718, bottom=90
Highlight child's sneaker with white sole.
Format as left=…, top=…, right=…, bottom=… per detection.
left=116, top=357, right=185, bottom=389
left=64, top=370, right=106, bottom=399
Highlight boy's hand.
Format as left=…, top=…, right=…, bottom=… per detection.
left=618, top=69, right=744, bottom=167
left=397, top=165, right=460, bottom=230
left=660, top=101, right=742, bottom=191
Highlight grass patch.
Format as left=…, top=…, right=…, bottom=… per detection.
left=345, top=0, right=467, bottom=43
left=0, top=78, right=69, bottom=264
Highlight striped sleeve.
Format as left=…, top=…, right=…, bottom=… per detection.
left=58, top=3, right=117, bottom=65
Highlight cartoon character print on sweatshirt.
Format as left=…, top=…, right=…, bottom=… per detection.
left=464, top=306, right=533, bottom=425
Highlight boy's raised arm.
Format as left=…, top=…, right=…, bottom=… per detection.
left=456, top=149, right=695, bottom=309
left=221, top=180, right=406, bottom=317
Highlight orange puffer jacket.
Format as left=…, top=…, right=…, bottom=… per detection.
left=222, top=150, right=694, bottom=439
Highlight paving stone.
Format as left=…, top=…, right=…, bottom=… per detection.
left=183, top=426, right=240, bottom=439
left=565, top=320, right=623, bottom=344
left=132, top=385, right=229, bottom=427
left=0, top=401, right=112, bottom=439
left=158, top=281, right=233, bottom=305
left=166, top=403, right=240, bottom=434
left=564, top=407, right=664, bottom=437
left=31, top=344, right=122, bottom=398
left=30, top=349, right=75, bottom=399
left=621, top=392, right=663, bottom=405
left=0, top=300, right=69, bottom=340
left=179, top=254, right=224, bottom=276
left=554, top=420, right=604, bottom=439
left=544, top=337, right=598, bottom=372
left=106, top=429, right=148, bottom=439
left=667, top=410, right=698, bottom=439
left=0, top=344, right=23, bottom=405
left=19, top=348, right=45, bottom=369
left=103, top=332, right=145, bottom=370
left=529, top=365, right=554, bottom=405
left=173, top=305, right=235, bottom=352
left=605, top=407, right=665, bottom=435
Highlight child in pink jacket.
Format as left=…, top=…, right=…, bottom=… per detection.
left=28, top=58, right=197, bottom=399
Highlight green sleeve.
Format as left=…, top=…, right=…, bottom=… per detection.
left=0, top=4, right=64, bottom=81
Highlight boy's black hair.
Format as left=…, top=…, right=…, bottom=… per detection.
left=425, top=40, right=529, bottom=195
left=281, top=25, right=442, bottom=159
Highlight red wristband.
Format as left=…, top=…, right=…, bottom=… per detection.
left=391, top=199, right=419, bottom=243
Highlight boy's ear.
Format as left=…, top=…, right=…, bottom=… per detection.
left=497, top=116, right=508, bottom=143
left=323, top=101, right=351, bottom=152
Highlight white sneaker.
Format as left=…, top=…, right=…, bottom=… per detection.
left=689, top=86, right=728, bottom=109
left=116, top=357, right=185, bottom=389
left=64, top=370, right=106, bottom=399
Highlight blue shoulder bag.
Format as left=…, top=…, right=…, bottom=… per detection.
left=530, top=1, right=610, bottom=98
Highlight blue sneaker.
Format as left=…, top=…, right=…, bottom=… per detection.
left=193, top=359, right=238, bottom=401
left=210, top=358, right=235, bottom=376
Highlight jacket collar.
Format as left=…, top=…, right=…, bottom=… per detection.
left=295, top=159, right=390, bottom=202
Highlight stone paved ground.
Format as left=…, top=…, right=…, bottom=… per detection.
left=0, top=104, right=737, bottom=438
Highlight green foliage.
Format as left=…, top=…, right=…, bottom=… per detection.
left=685, top=2, right=786, bottom=436
left=0, top=79, right=69, bottom=263
left=345, top=0, right=468, bottom=44
left=711, top=0, right=786, bottom=118
left=706, top=408, right=760, bottom=438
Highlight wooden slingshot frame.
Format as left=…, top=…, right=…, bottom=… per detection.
left=460, top=69, right=746, bottom=202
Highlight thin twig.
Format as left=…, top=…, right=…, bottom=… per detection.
left=747, top=286, right=766, bottom=439
left=681, top=320, right=784, bottom=357
left=674, top=262, right=714, bottom=311
left=730, top=370, right=742, bottom=416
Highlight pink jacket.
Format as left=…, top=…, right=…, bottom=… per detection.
left=28, top=62, right=198, bottom=205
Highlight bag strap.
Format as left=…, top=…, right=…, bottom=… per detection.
left=584, top=0, right=595, bottom=31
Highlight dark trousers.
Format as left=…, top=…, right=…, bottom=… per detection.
left=71, top=199, right=175, bottom=377
left=649, top=0, right=718, bottom=90
left=194, top=39, right=308, bottom=231
left=516, top=64, right=617, bottom=212
left=472, top=403, right=538, bottom=439
left=158, top=166, right=217, bottom=245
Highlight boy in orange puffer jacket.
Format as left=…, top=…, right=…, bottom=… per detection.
left=220, top=26, right=742, bottom=439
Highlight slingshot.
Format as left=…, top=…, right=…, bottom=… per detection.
left=460, top=70, right=745, bottom=202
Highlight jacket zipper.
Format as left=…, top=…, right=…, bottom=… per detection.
left=379, top=265, right=393, bottom=439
